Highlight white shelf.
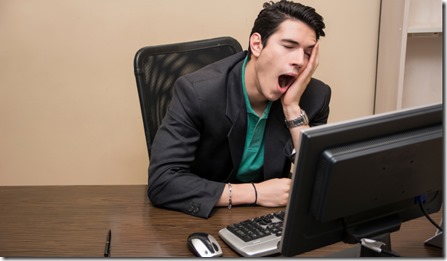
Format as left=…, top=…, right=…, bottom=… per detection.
left=375, top=0, right=443, bottom=113
left=407, top=27, right=443, bottom=34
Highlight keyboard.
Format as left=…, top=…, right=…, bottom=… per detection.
left=218, top=210, right=285, bottom=257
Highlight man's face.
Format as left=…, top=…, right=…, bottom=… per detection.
left=253, top=19, right=317, bottom=101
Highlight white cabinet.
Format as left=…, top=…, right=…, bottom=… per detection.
left=375, top=0, right=442, bottom=113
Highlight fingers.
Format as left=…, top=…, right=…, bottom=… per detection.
left=308, top=41, right=319, bottom=75
left=299, top=41, right=319, bottom=81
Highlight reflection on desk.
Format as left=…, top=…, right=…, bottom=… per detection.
left=0, top=185, right=442, bottom=257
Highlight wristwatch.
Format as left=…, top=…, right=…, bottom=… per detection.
left=284, top=109, right=309, bottom=128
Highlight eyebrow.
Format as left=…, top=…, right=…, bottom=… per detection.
left=281, top=39, right=299, bottom=45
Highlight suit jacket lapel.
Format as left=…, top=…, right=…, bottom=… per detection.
left=264, top=101, right=291, bottom=179
left=225, top=58, right=246, bottom=180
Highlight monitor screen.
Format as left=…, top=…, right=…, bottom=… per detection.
left=280, top=103, right=443, bottom=257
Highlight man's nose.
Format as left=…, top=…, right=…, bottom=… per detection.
left=291, top=49, right=305, bottom=68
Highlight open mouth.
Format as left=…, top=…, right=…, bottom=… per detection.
left=278, top=75, right=296, bottom=89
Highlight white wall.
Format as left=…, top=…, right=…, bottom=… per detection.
left=0, top=0, right=381, bottom=185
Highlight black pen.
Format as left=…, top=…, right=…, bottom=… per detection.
left=104, top=229, right=111, bottom=257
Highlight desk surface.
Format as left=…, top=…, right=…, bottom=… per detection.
left=0, top=185, right=442, bottom=257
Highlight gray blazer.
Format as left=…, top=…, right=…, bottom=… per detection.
left=147, top=51, right=331, bottom=218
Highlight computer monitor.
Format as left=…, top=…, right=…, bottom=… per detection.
left=280, top=103, right=443, bottom=257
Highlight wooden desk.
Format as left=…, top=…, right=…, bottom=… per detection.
left=0, top=185, right=442, bottom=257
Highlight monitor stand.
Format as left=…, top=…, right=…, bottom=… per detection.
left=425, top=231, right=443, bottom=248
left=327, top=233, right=398, bottom=257
left=424, top=217, right=443, bottom=248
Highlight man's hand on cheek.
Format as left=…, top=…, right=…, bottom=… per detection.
left=281, top=42, right=320, bottom=110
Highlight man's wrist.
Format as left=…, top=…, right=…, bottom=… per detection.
left=282, top=105, right=302, bottom=120
left=285, top=109, right=309, bottom=128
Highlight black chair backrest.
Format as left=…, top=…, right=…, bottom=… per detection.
left=133, top=37, right=243, bottom=158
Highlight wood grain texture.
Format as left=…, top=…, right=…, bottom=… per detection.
left=0, top=185, right=442, bottom=257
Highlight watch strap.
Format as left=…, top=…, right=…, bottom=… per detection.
left=284, top=109, right=309, bottom=128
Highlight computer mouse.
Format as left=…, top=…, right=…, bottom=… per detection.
left=187, top=232, right=223, bottom=257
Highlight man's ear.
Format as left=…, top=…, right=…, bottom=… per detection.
left=249, top=33, right=263, bottom=57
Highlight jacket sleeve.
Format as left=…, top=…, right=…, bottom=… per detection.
left=303, top=78, right=332, bottom=127
left=147, top=76, right=225, bottom=218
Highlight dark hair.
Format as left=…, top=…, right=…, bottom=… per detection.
left=248, top=0, right=326, bottom=56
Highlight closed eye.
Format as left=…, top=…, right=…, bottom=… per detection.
left=281, top=39, right=298, bottom=50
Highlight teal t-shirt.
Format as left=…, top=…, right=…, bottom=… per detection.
left=236, top=56, right=272, bottom=182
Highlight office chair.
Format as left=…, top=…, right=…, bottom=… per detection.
left=133, top=37, right=243, bottom=158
